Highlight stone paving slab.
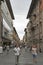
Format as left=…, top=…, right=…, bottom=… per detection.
left=19, top=63, right=33, bottom=65
left=25, top=64, right=33, bottom=65
left=0, top=48, right=43, bottom=65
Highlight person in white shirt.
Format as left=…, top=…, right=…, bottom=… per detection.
left=13, top=44, right=20, bottom=65
left=7, top=45, right=9, bottom=54
left=32, top=44, right=38, bottom=63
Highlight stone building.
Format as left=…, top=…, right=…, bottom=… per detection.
left=13, top=27, right=20, bottom=45
left=23, top=28, right=28, bottom=45
left=26, top=21, right=34, bottom=46
left=26, top=0, right=43, bottom=51
left=0, top=0, right=15, bottom=46
left=0, top=0, right=4, bottom=46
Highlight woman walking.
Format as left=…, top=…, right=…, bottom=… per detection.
left=32, top=44, right=38, bottom=63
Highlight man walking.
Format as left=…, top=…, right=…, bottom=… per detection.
left=14, top=44, right=20, bottom=65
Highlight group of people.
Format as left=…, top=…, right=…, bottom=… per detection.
left=3, top=45, right=9, bottom=54
left=13, top=44, right=38, bottom=65
left=2, top=43, right=41, bottom=65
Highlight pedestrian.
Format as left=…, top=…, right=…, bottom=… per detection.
left=6, top=45, right=9, bottom=54
left=39, top=48, right=42, bottom=53
left=29, top=46, right=32, bottom=52
left=25, top=46, right=27, bottom=52
left=31, top=44, right=38, bottom=63
left=13, top=44, right=20, bottom=65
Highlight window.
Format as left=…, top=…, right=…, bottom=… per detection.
left=39, top=21, right=42, bottom=25
left=33, top=14, right=36, bottom=20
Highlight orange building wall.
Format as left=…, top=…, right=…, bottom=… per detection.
left=39, top=0, right=43, bottom=11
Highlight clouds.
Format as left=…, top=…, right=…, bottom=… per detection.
left=10, top=0, right=32, bottom=15
left=13, top=15, right=29, bottom=39
left=10, top=0, right=32, bottom=40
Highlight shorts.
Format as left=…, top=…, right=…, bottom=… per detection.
left=32, top=54, right=37, bottom=58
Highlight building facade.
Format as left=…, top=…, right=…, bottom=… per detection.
left=0, top=0, right=14, bottom=46
left=26, top=0, right=43, bottom=51
left=13, top=27, right=20, bottom=45
left=0, top=0, right=4, bottom=46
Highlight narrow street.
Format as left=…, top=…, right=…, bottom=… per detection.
left=0, top=48, right=43, bottom=65
left=0, top=0, right=43, bottom=65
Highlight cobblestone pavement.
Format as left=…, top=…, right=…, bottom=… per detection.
left=0, top=48, right=43, bottom=65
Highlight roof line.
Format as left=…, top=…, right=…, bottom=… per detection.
left=5, top=0, right=15, bottom=19
left=26, top=0, right=39, bottom=19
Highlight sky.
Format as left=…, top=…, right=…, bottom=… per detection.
left=10, top=0, right=32, bottom=40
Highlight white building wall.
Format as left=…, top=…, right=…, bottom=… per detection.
left=1, top=1, right=13, bottom=31
left=1, top=1, right=13, bottom=40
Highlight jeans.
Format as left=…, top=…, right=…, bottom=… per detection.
left=15, top=55, right=19, bottom=65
